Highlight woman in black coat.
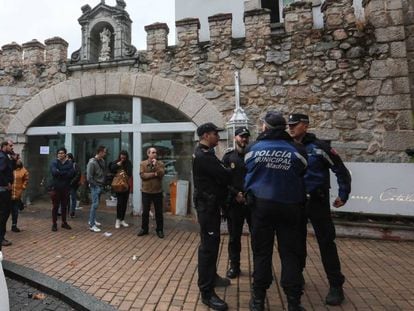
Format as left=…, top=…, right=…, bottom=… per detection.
left=109, top=150, right=133, bottom=229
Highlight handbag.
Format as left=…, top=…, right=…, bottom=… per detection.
left=111, top=169, right=129, bottom=192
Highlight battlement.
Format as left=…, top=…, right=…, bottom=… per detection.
left=0, top=37, right=68, bottom=72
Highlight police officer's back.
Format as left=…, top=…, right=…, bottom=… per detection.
left=245, top=112, right=307, bottom=311
left=192, top=122, right=231, bottom=311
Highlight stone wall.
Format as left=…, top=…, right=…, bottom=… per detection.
left=0, top=0, right=413, bottom=162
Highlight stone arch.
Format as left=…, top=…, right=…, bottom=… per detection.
left=7, top=72, right=224, bottom=135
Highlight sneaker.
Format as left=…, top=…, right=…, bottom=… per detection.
left=88, top=220, right=101, bottom=227
left=52, top=224, right=57, bottom=232
left=120, top=220, right=129, bottom=227
left=11, top=226, right=21, bottom=233
left=325, top=286, right=344, bottom=306
left=70, top=212, right=75, bottom=218
left=1, top=239, right=12, bottom=246
left=62, top=222, right=72, bottom=230
left=89, top=225, right=101, bottom=232
left=115, top=219, right=121, bottom=229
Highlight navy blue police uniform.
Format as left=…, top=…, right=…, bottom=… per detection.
left=192, top=123, right=231, bottom=311
left=301, top=132, right=351, bottom=291
left=222, top=128, right=251, bottom=278
left=245, top=116, right=308, bottom=311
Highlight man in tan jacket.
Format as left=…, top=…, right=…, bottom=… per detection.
left=138, top=147, right=165, bottom=238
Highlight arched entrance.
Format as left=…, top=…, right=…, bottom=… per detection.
left=7, top=73, right=225, bottom=214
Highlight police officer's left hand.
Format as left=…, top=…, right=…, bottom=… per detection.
left=333, top=197, right=345, bottom=208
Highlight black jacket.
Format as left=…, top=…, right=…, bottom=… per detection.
left=192, top=143, right=231, bottom=201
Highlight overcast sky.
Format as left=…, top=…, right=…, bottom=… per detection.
left=0, top=0, right=175, bottom=55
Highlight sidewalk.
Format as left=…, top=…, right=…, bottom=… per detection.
left=2, top=198, right=414, bottom=310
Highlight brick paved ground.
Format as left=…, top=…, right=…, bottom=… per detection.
left=6, top=276, right=74, bottom=311
left=2, top=198, right=414, bottom=310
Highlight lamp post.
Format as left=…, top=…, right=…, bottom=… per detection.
left=226, top=71, right=251, bottom=149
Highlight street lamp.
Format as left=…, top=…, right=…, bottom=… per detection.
left=226, top=71, right=252, bottom=148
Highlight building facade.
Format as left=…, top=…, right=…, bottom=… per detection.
left=0, top=0, right=413, bottom=213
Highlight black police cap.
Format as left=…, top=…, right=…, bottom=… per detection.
left=235, top=127, right=250, bottom=137
left=261, top=111, right=286, bottom=130
left=288, top=113, right=309, bottom=125
left=196, top=122, right=223, bottom=136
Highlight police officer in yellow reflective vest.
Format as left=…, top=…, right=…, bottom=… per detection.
left=192, top=122, right=231, bottom=311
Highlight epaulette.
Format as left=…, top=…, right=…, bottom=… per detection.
left=224, top=147, right=234, bottom=154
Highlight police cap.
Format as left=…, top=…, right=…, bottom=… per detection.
left=196, top=122, right=223, bottom=136
left=288, top=113, right=309, bottom=125
left=235, top=127, right=250, bottom=137
left=261, top=111, right=286, bottom=130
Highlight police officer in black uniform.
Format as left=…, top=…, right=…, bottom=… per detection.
left=245, top=112, right=308, bottom=311
left=193, top=122, right=232, bottom=311
left=288, top=113, right=351, bottom=306
left=222, top=127, right=251, bottom=279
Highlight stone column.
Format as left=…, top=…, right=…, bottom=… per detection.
left=1, top=42, right=22, bottom=70
left=321, top=0, right=356, bottom=30
left=45, top=37, right=68, bottom=63
left=22, top=40, right=45, bottom=66
left=145, top=22, right=169, bottom=52
left=244, top=9, right=271, bottom=49
left=283, top=1, right=314, bottom=33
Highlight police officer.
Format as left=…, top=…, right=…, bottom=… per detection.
left=288, top=113, right=351, bottom=306
left=193, top=122, right=232, bottom=311
left=245, top=112, right=307, bottom=311
left=222, top=127, right=251, bottom=279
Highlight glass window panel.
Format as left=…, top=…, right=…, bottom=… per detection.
left=31, top=104, right=66, bottom=126
left=75, top=96, right=132, bottom=125
left=142, top=132, right=195, bottom=213
left=142, top=98, right=189, bottom=123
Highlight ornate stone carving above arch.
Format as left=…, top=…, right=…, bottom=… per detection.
left=6, top=73, right=225, bottom=135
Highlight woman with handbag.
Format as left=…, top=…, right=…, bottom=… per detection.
left=109, top=150, right=133, bottom=229
left=11, top=159, right=29, bottom=232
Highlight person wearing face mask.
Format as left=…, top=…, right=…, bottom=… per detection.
left=222, top=127, right=252, bottom=279
left=11, top=159, right=29, bottom=233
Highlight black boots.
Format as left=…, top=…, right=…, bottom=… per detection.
left=226, top=266, right=241, bottom=279
left=214, top=274, right=231, bottom=287
left=201, top=291, right=228, bottom=311
left=287, top=295, right=306, bottom=311
left=249, top=289, right=265, bottom=311
left=325, top=286, right=344, bottom=306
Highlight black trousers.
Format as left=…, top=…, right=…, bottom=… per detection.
left=116, top=191, right=129, bottom=221
left=227, top=202, right=251, bottom=268
left=197, top=200, right=221, bottom=294
left=251, top=199, right=304, bottom=298
left=141, top=192, right=163, bottom=232
left=304, top=189, right=345, bottom=287
left=0, top=190, right=12, bottom=249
